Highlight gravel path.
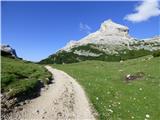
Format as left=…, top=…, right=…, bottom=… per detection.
left=6, top=65, right=96, bottom=120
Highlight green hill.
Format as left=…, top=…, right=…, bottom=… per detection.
left=53, top=56, right=160, bottom=120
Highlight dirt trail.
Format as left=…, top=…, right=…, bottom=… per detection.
left=6, top=65, right=96, bottom=120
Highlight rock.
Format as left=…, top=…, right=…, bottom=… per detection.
left=36, top=110, right=40, bottom=114
left=43, top=111, right=47, bottom=114
left=18, top=107, right=23, bottom=111
left=19, top=102, right=25, bottom=106
left=48, top=84, right=52, bottom=87
left=120, top=60, right=123, bottom=63
left=57, top=112, right=62, bottom=116
left=0, top=44, right=18, bottom=58
left=24, top=100, right=30, bottom=104
left=125, top=72, right=144, bottom=81
left=41, top=88, right=46, bottom=91
left=74, top=50, right=102, bottom=57
left=5, top=99, right=16, bottom=108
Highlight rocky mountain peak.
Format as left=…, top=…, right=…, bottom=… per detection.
left=99, top=19, right=129, bottom=35
left=61, top=19, right=133, bottom=51
left=60, top=19, right=160, bottom=53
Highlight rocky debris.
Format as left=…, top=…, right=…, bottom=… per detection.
left=1, top=78, right=52, bottom=120
left=125, top=72, right=145, bottom=81
left=1, top=94, right=18, bottom=120
left=1, top=44, right=18, bottom=58
left=74, top=50, right=102, bottom=57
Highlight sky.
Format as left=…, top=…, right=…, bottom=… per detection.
left=1, top=1, right=160, bottom=61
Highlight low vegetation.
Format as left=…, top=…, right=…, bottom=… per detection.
left=1, top=56, right=52, bottom=99
left=153, top=50, right=160, bottom=57
left=40, top=44, right=154, bottom=64
left=53, top=56, right=160, bottom=120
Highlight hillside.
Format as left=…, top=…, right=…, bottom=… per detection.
left=40, top=19, right=160, bottom=64
left=1, top=56, right=52, bottom=118
left=53, top=56, right=160, bottom=120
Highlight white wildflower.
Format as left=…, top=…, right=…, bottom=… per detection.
left=131, top=116, right=134, bottom=119
left=96, top=97, right=99, bottom=100
left=146, top=114, right=150, bottom=118
left=139, top=88, right=142, bottom=91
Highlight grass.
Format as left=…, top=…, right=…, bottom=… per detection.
left=1, top=56, right=52, bottom=99
left=53, top=56, right=160, bottom=120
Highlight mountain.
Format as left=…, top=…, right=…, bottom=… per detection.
left=40, top=19, right=160, bottom=64
left=1, top=44, right=18, bottom=58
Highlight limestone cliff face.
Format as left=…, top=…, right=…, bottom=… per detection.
left=61, top=19, right=159, bottom=54
left=61, top=19, right=135, bottom=53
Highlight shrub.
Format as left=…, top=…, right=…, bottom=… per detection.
left=153, top=50, right=160, bottom=57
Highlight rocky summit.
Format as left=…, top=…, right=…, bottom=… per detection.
left=1, top=44, right=18, bottom=58
left=40, top=19, right=160, bottom=64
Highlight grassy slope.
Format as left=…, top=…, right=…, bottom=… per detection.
left=1, top=56, right=52, bottom=99
left=40, top=44, right=156, bottom=64
left=53, top=56, right=160, bottom=120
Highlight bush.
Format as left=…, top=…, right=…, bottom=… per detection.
left=153, top=50, right=160, bottom=57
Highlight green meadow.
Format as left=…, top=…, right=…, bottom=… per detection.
left=53, top=56, right=160, bottom=120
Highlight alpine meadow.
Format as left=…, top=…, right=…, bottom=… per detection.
left=1, top=1, right=160, bottom=120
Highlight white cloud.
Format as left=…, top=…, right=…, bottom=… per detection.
left=79, top=22, right=92, bottom=34
left=124, top=0, right=160, bottom=22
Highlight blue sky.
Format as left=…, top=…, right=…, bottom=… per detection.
left=2, top=1, right=160, bottom=61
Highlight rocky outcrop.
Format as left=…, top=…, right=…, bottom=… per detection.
left=61, top=19, right=135, bottom=53
left=1, top=44, right=18, bottom=58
